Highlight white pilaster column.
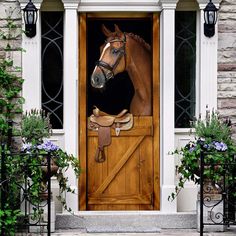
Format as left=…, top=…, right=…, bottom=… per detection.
left=19, top=0, right=43, bottom=111
left=61, top=0, right=79, bottom=212
left=160, top=0, right=179, bottom=212
left=197, top=0, right=221, bottom=114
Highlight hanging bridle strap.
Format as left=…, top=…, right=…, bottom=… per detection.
left=95, top=33, right=127, bottom=82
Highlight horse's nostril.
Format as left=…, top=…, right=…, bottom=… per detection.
left=91, top=74, right=105, bottom=89
left=91, top=76, right=100, bottom=85
left=95, top=77, right=100, bottom=83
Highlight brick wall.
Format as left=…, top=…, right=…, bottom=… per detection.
left=218, top=0, right=236, bottom=138
left=0, top=0, right=22, bottom=65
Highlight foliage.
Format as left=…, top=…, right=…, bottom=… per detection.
left=0, top=7, right=24, bottom=235
left=0, top=145, right=25, bottom=235
left=169, top=109, right=236, bottom=201
left=21, top=109, right=52, bottom=144
left=0, top=208, right=21, bottom=236
left=193, top=110, right=232, bottom=144
left=21, top=140, right=81, bottom=212
left=0, top=51, right=24, bottom=144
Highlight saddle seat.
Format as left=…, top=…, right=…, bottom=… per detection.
left=88, top=106, right=133, bottom=163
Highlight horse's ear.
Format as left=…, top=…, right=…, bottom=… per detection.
left=102, top=24, right=112, bottom=37
left=114, top=24, right=122, bottom=34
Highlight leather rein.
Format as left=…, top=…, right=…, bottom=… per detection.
left=95, top=33, right=126, bottom=82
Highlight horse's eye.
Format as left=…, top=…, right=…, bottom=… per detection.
left=111, top=48, right=119, bottom=54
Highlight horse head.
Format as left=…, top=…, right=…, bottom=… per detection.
left=91, top=24, right=127, bottom=89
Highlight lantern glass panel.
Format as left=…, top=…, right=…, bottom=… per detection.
left=28, top=11, right=34, bottom=24
left=208, top=11, right=215, bottom=25
left=204, top=11, right=208, bottom=24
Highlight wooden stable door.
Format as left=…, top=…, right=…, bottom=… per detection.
left=87, top=117, right=153, bottom=210
left=79, top=13, right=160, bottom=210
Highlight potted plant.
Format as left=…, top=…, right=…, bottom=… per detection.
left=169, top=109, right=236, bottom=201
left=21, top=109, right=80, bottom=212
left=21, top=140, right=80, bottom=209
left=21, top=109, right=52, bottom=144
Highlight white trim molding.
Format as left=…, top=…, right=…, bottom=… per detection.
left=62, top=0, right=80, bottom=9
left=77, top=0, right=162, bottom=12
left=160, top=0, right=179, bottom=9
left=61, top=0, right=79, bottom=212
left=159, top=0, right=179, bottom=213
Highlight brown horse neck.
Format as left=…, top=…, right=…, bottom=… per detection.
left=125, top=37, right=152, bottom=116
left=125, top=37, right=152, bottom=99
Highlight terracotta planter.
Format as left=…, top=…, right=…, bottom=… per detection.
left=41, top=157, right=59, bottom=179
left=40, top=157, right=59, bottom=200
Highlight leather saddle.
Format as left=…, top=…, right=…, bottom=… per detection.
left=88, top=106, right=133, bottom=163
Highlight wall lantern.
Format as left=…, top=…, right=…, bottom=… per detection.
left=23, top=0, right=38, bottom=38
left=203, top=0, right=218, bottom=37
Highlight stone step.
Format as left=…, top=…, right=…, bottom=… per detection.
left=55, top=211, right=196, bottom=233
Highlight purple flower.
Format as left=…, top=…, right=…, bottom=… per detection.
left=188, top=142, right=196, bottom=152
left=37, top=140, right=59, bottom=152
left=213, top=141, right=227, bottom=151
left=21, top=143, right=33, bottom=152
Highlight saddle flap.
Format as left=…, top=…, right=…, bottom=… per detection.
left=94, top=126, right=111, bottom=163
left=98, top=126, right=111, bottom=147
left=90, top=115, right=115, bottom=127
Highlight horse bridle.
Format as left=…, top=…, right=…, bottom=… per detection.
left=95, top=33, right=126, bottom=82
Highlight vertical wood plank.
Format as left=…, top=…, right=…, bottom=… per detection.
left=124, top=137, right=139, bottom=210
left=79, top=13, right=87, bottom=211
left=153, top=13, right=160, bottom=210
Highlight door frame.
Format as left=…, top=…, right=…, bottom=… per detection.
left=79, top=13, right=160, bottom=210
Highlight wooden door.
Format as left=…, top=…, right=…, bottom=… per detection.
left=79, top=13, right=160, bottom=210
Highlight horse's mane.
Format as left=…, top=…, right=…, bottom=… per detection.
left=127, top=32, right=151, bottom=51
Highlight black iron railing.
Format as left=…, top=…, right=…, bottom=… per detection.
left=200, top=151, right=236, bottom=235
left=0, top=121, right=51, bottom=235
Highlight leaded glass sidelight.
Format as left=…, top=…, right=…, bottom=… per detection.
left=175, top=11, right=196, bottom=128
left=41, top=12, right=63, bottom=129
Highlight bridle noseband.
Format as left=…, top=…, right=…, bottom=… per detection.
left=96, top=33, right=126, bottom=82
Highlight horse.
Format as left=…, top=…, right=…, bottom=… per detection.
left=90, top=24, right=152, bottom=116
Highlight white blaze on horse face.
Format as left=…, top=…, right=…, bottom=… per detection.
left=100, top=42, right=111, bottom=60
left=93, top=42, right=111, bottom=73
